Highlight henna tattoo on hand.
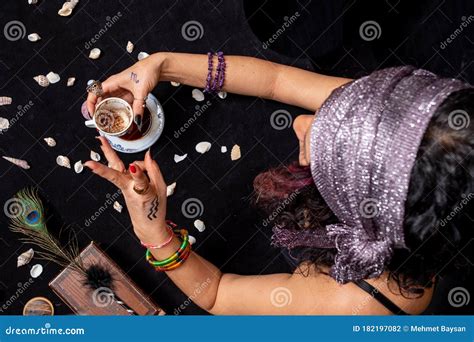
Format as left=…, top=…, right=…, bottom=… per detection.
left=147, top=196, right=159, bottom=220
left=130, top=72, right=139, bottom=84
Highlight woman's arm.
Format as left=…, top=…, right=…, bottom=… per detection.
left=159, top=52, right=351, bottom=111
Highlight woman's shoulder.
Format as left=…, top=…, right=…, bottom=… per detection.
left=289, top=263, right=433, bottom=315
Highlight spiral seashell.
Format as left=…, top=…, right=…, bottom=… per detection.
left=33, top=75, right=49, bottom=87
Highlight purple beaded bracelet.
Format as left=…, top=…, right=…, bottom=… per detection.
left=204, top=51, right=226, bottom=94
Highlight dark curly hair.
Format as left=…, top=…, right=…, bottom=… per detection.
left=254, top=89, right=474, bottom=296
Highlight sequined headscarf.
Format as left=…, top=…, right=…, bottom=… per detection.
left=272, top=66, right=472, bottom=283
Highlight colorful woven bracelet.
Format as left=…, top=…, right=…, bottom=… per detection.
left=145, top=229, right=190, bottom=268
left=153, top=244, right=192, bottom=272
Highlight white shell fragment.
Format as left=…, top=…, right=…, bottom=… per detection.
left=89, top=48, right=101, bottom=60
left=30, top=264, right=43, bottom=278
left=137, top=52, right=149, bottom=60
left=195, top=141, right=211, bottom=154
left=0, top=96, right=12, bottom=106
left=113, top=201, right=123, bottom=213
left=231, top=144, right=241, bottom=161
left=194, top=219, right=206, bottom=232
left=189, top=235, right=196, bottom=245
left=33, top=75, right=49, bottom=87
left=192, top=88, right=205, bottom=102
left=46, top=72, right=60, bottom=84
left=166, top=182, right=176, bottom=197
left=17, top=248, right=34, bottom=267
left=126, top=41, right=134, bottom=53
left=2, top=156, right=30, bottom=169
left=90, top=150, right=101, bottom=161
left=170, top=81, right=180, bottom=87
left=87, top=79, right=94, bottom=86
left=56, top=155, right=71, bottom=168
left=43, top=137, right=56, bottom=147
left=221, top=146, right=227, bottom=153
left=58, top=0, right=79, bottom=17
left=28, top=0, right=39, bottom=4
left=27, top=33, right=41, bottom=42
left=67, top=77, right=76, bottom=87
left=74, top=160, right=83, bottom=173
left=218, top=91, right=227, bottom=99
left=0, top=117, right=9, bottom=131
left=174, top=154, right=187, bottom=163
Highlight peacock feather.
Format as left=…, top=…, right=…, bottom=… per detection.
left=8, top=187, right=85, bottom=274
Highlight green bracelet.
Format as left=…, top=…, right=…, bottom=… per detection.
left=145, top=229, right=189, bottom=267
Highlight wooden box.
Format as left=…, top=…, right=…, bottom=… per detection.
left=49, top=241, right=164, bottom=315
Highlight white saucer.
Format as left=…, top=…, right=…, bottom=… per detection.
left=100, top=94, right=165, bottom=154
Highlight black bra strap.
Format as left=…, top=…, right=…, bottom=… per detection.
left=353, top=280, right=409, bottom=315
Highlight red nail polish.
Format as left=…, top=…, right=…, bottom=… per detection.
left=129, top=164, right=136, bottom=173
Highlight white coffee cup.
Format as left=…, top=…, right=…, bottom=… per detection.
left=85, top=97, right=133, bottom=137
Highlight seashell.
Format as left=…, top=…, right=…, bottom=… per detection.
left=46, top=71, right=60, bottom=84
left=113, top=201, right=123, bottom=213
left=87, top=79, right=94, bottom=86
left=126, top=41, right=134, bottom=53
left=2, top=156, right=30, bottom=169
left=33, top=75, right=49, bottom=87
left=0, top=117, right=9, bottom=131
left=90, top=150, right=101, bottom=161
left=195, top=141, right=211, bottom=154
left=81, top=101, right=92, bottom=120
left=194, top=219, right=206, bottom=232
left=43, top=137, right=56, bottom=147
left=67, top=77, right=75, bottom=87
left=56, top=155, right=71, bottom=168
left=30, top=264, right=43, bottom=278
left=174, top=154, right=187, bottom=163
left=221, top=146, right=227, bottom=153
left=74, top=160, right=83, bottom=173
left=28, top=0, right=39, bottom=4
left=89, top=48, right=101, bottom=59
left=27, top=33, right=41, bottom=42
left=231, top=144, right=241, bottom=161
left=170, top=81, right=180, bottom=87
left=166, top=182, right=176, bottom=197
left=58, top=0, right=79, bottom=17
left=17, top=248, right=34, bottom=267
left=0, top=96, right=12, bottom=106
left=189, top=235, right=196, bottom=245
left=192, top=88, right=205, bottom=102
left=137, top=52, right=149, bottom=60
left=217, top=91, right=227, bottom=99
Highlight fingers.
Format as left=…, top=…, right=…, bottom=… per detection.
left=132, top=91, right=148, bottom=131
left=128, top=162, right=150, bottom=193
left=96, top=136, right=125, bottom=172
left=86, top=76, right=120, bottom=115
left=84, top=161, right=128, bottom=189
left=144, top=150, right=166, bottom=192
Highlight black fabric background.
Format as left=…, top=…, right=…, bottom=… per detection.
left=0, top=0, right=472, bottom=315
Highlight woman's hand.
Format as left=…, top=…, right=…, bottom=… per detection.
left=84, top=136, right=169, bottom=245
left=86, top=53, right=165, bottom=131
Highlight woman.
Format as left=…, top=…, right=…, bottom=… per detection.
left=85, top=53, right=473, bottom=315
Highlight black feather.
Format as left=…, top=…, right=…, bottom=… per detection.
left=83, top=265, right=114, bottom=290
